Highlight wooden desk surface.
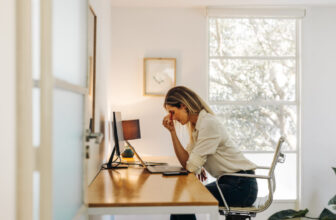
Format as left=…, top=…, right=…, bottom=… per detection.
left=88, top=157, right=218, bottom=207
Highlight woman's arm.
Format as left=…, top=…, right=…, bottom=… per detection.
left=169, top=130, right=189, bottom=168
left=162, top=114, right=189, bottom=168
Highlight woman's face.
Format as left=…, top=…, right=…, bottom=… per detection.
left=165, top=104, right=189, bottom=125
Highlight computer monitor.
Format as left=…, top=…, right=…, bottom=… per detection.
left=106, top=111, right=125, bottom=169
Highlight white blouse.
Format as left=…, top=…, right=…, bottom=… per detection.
left=186, top=110, right=257, bottom=178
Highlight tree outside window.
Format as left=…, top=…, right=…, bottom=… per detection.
left=208, top=18, right=299, bottom=199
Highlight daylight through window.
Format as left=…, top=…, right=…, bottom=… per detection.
left=208, top=16, right=300, bottom=200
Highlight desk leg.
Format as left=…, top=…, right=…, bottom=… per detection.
left=209, top=206, right=219, bottom=220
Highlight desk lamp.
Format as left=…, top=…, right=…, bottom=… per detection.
left=122, top=119, right=141, bottom=158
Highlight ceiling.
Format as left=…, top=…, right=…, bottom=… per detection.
left=109, top=0, right=336, bottom=7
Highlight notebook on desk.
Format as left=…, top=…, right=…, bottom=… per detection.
left=125, top=140, right=188, bottom=174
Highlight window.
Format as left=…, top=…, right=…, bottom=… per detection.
left=207, top=10, right=302, bottom=200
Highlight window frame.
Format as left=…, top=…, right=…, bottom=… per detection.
left=206, top=11, right=302, bottom=201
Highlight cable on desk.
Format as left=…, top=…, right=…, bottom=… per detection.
left=101, top=156, right=125, bottom=169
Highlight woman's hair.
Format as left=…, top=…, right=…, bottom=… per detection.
left=164, top=86, right=214, bottom=115
left=164, top=86, right=214, bottom=144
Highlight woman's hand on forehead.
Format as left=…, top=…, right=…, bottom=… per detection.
left=162, top=114, right=175, bottom=132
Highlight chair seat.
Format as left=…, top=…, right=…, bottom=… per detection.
left=219, top=196, right=269, bottom=213
left=216, top=137, right=286, bottom=218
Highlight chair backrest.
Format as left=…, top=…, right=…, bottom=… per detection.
left=268, top=136, right=286, bottom=179
left=255, top=137, right=286, bottom=212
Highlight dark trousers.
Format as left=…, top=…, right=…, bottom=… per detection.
left=170, top=170, right=258, bottom=220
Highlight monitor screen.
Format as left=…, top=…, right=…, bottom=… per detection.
left=107, top=111, right=125, bottom=168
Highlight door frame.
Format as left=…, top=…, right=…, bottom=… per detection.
left=16, top=0, right=34, bottom=219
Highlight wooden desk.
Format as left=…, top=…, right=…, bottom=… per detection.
left=87, top=159, right=219, bottom=219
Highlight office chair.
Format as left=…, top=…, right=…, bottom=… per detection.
left=216, top=137, right=286, bottom=220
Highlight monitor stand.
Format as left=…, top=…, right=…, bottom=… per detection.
left=104, top=146, right=128, bottom=169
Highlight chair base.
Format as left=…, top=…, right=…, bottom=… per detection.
left=220, top=210, right=256, bottom=220
left=225, top=215, right=251, bottom=220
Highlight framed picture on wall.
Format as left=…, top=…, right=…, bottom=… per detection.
left=143, top=58, right=176, bottom=96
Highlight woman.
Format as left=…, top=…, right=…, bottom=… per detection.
left=162, top=86, right=258, bottom=220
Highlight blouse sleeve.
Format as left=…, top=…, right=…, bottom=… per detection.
left=185, top=142, right=193, bottom=154
left=186, top=119, right=221, bottom=174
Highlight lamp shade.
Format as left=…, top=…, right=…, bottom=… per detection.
left=122, top=119, right=141, bottom=140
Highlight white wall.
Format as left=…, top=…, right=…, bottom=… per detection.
left=109, top=7, right=207, bottom=156
left=106, top=6, right=336, bottom=219
left=301, top=7, right=336, bottom=217
left=0, top=0, right=16, bottom=219
left=89, top=2, right=117, bottom=220
left=89, top=0, right=114, bottom=175
left=106, top=7, right=296, bottom=220
left=0, top=3, right=333, bottom=220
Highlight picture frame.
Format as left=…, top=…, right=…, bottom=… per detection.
left=143, top=58, right=176, bottom=96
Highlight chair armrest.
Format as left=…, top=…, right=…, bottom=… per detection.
left=256, top=166, right=271, bottom=169
left=218, top=173, right=270, bottom=179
